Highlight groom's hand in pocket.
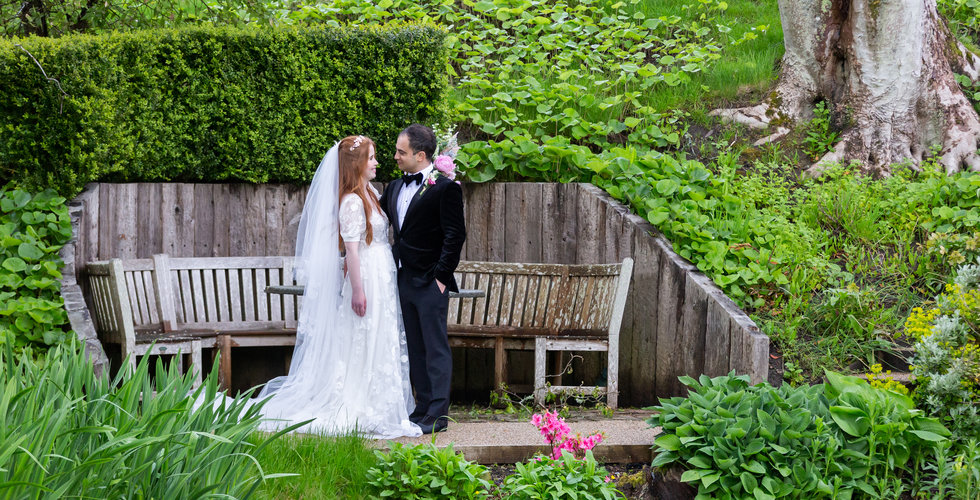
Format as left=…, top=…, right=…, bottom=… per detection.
left=436, top=279, right=446, bottom=294
left=352, top=289, right=367, bottom=317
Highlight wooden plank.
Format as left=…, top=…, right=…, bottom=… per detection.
left=124, top=271, right=145, bottom=325
left=487, top=183, right=507, bottom=262
left=212, top=184, right=231, bottom=257
left=462, top=183, right=489, bottom=261
left=255, top=268, right=269, bottom=321
left=504, top=184, right=543, bottom=263
left=194, top=184, right=215, bottom=258
left=575, top=184, right=602, bottom=265
left=457, top=272, right=474, bottom=325
left=136, top=183, right=161, bottom=258
left=655, top=236, right=695, bottom=397
left=540, top=183, right=560, bottom=264
left=218, top=334, right=232, bottom=391
left=509, top=274, right=529, bottom=327
left=245, top=184, right=267, bottom=256
left=729, top=316, right=746, bottom=377
left=242, top=268, right=256, bottom=321
left=747, top=329, right=769, bottom=385
left=174, top=184, right=196, bottom=257
left=116, top=184, right=139, bottom=259
left=202, top=268, right=217, bottom=322
left=704, top=296, right=733, bottom=376
left=152, top=254, right=177, bottom=331
left=496, top=274, right=516, bottom=327
left=80, top=186, right=100, bottom=272
left=175, top=269, right=192, bottom=322
left=191, top=269, right=207, bottom=323
left=447, top=272, right=463, bottom=325
left=167, top=256, right=290, bottom=269
left=680, top=272, right=710, bottom=385
left=265, top=186, right=286, bottom=255
left=282, top=184, right=307, bottom=256
left=228, top=184, right=248, bottom=257
left=98, top=183, right=113, bottom=259
left=629, top=226, right=660, bottom=403
left=228, top=268, right=243, bottom=322
left=558, top=184, right=578, bottom=264
left=160, top=183, right=177, bottom=256
left=268, top=266, right=283, bottom=322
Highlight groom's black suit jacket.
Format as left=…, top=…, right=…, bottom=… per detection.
left=381, top=175, right=466, bottom=292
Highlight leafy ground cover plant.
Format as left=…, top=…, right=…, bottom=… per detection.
left=650, top=372, right=951, bottom=499
left=501, top=451, right=623, bottom=500
left=0, top=184, right=72, bottom=357
left=365, top=442, right=493, bottom=499
left=0, top=344, right=292, bottom=498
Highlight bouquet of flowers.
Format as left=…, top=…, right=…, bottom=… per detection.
left=426, top=128, right=460, bottom=186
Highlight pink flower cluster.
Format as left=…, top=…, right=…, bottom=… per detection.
left=531, top=410, right=604, bottom=460
left=433, top=155, right=457, bottom=181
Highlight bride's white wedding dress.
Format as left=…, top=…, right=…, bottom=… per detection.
left=253, top=185, right=421, bottom=439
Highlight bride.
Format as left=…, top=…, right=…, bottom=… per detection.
left=254, top=135, right=421, bottom=439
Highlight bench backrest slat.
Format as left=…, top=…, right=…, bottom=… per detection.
left=160, top=256, right=297, bottom=329
left=449, top=260, right=630, bottom=336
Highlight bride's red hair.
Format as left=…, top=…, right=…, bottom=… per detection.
left=338, top=135, right=381, bottom=248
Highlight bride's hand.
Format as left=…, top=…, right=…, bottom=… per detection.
left=352, top=289, right=367, bottom=317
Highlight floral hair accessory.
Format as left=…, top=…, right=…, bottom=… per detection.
left=349, top=135, right=364, bottom=151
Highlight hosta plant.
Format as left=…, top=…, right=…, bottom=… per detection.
left=649, top=372, right=950, bottom=499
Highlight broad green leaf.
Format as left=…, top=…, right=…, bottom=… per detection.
left=2, top=257, right=27, bottom=273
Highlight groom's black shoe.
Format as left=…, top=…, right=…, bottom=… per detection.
left=418, top=416, right=448, bottom=434
left=409, top=412, right=425, bottom=425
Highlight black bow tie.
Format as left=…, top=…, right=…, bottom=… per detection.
left=402, top=172, right=424, bottom=185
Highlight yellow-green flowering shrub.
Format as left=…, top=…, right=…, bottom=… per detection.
left=903, top=269, right=980, bottom=440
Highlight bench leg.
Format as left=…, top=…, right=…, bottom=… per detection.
left=494, top=336, right=506, bottom=393
left=534, top=338, right=547, bottom=407
left=191, top=340, right=203, bottom=389
left=218, top=334, right=232, bottom=392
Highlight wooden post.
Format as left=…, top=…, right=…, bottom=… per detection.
left=218, top=334, right=233, bottom=391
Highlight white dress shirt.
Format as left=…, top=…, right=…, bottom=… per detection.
left=397, top=164, right=433, bottom=229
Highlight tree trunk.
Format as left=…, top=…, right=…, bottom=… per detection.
left=711, top=0, right=980, bottom=176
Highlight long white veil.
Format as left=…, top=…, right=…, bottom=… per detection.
left=257, top=143, right=343, bottom=399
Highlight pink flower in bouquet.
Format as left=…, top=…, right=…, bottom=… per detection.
left=434, top=155, right=457, bottom=180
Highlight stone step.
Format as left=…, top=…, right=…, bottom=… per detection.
left=379, top=413, right=661, bottom=464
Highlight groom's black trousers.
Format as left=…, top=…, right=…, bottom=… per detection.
left=398, top=269, right=452, bottom=421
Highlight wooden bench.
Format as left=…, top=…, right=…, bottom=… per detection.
left=87, top=255, right=633, bottom=408
left=86, top=255, right=300, bottom=389
left=447, top=259, right=633, bottom=408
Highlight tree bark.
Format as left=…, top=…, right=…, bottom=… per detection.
left=711, top=0, right=980, bottom=176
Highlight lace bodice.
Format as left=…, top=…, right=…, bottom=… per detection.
left=339, top=186, right=388, bottom=246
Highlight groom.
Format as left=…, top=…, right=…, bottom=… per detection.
left=381, top=124, right=466, bottom=434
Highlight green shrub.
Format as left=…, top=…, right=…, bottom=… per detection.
left=649, top=372, right=951, bottom=499
left=0, top=344, right=294, bottom=498
left=0, top=24, right=448, bottom=196
left=501, top=451, right=623, bottom=500
left=365, top=442, right=492, bottom=499
left=0, top=184, right=72, bottom=357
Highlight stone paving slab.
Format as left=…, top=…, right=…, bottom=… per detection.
left=376, top=411, right=661, bottom=464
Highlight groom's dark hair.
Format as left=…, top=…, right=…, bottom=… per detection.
left=400, top=124, right=437, bottom=162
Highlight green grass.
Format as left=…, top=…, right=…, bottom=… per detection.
left=250, top=432, right=378, bottom=499
left=632, top=0, right=783, bottom=114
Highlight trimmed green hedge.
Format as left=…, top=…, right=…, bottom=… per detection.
left=0, top=24, right=448, bottom=196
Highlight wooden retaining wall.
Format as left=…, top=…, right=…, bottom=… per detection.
left=69, top=182, right=768, bottom=404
